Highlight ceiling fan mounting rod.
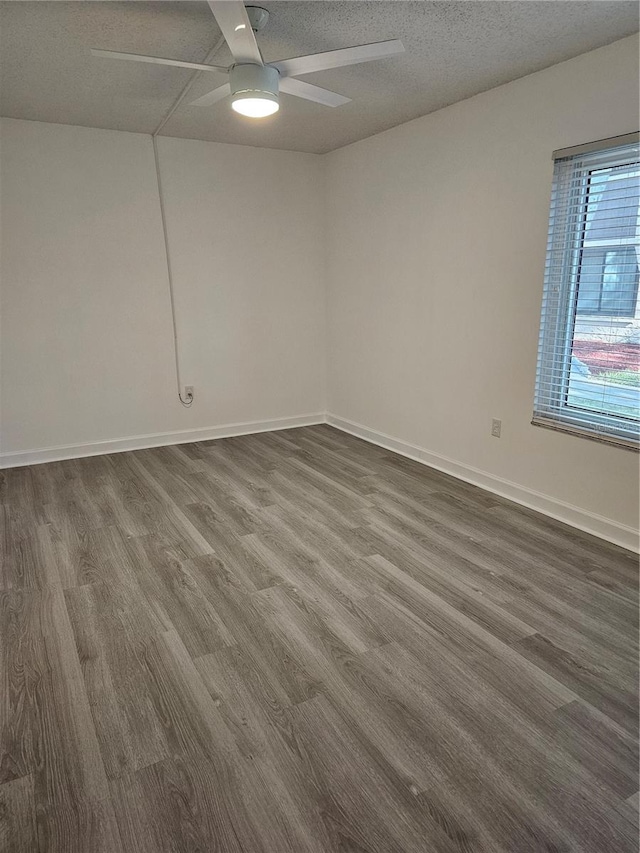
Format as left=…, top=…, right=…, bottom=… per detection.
left=245, top=6, right=269, bottom=32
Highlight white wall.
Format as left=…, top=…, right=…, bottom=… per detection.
left=0, top=120, right=325, bottom=456
left=324, top=34, right=640, bottom=539
left=154, top=135, right=325, bottom=426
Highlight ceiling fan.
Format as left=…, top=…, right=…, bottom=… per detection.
left=92, top=1, right=405, bottom=118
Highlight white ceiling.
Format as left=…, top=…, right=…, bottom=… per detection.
left=1, top=1, right=638, bottom=154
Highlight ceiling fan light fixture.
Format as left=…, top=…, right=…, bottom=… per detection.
left=230, top=63, right=279, bottom=118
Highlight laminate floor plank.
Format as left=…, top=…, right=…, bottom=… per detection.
left=195, top=448, right=278, bottom=510
left=354, top=529, right=540, bottom=646
left=552, top=699, right=639, bottom=799
left=64, top=580, right=169, bottom=779
left=0, top=588, right=109, bottom=796
left=375, top=640, right=636, bottom=852
left=487, top=502, right=639, bottom=575
left=103, top=455, right=213, bottom=555
left=253, top=583, right=624, bottom=853
left=624, top=790, right=639, bottom=826
left=110, top=753, right=263, bottom=853
left=186, top=553, right=324, bottom=706
left=515, top=631, right=638, bottom=735
left=0, top=587, right=123, bottom=852
left=290, top=693, right=465, bottom=853
left=246, top=541, right=388, bottom=655
left=264, top=463, right=369, bottom=530
left=345, top=641, right=577, bottom=853
left=33, top=794, right=123, bottom=853
left=456, top=533, right=639, bottom=633
left=282, top=453, right=377, bottom=507
left=128, top=448, right=207, bottom=508
left=1, top=425, right=636, bottom=852
left=358, top=589, right=572, bottom=726
left=0, top=523, right=63, bottom=591
left=185, top=506, right=282, bottom=591
left=201, top=434, right=283, bottom=474
left=194, top=647, right=334, bottom=853
left=0, top=775, right=37, bottom=853
left=483, top=506, right=635, bottom=584
left=122, top=534, right=236, bottom=657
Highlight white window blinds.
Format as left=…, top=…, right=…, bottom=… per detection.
left=533, top=134, right=640, bottom=450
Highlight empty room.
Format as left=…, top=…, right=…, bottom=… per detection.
left=1, top=1, right=639, bottom=851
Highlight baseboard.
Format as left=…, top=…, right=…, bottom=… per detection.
left=0, top=413, right=325, bottom=469
left=326, top=413, right=639, bottom=554
left=4, top=410, right=636, bottom=553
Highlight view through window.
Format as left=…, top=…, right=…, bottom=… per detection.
left=569, top=162, right=640, bottom=422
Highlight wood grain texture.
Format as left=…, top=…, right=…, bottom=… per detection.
left=0, top=775, right=36, bottom=853
left=1, top=424, right=637, bottom=851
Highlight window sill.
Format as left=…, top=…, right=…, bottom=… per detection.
left=531, top=416, right=639, bottom=452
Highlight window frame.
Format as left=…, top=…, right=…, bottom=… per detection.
left=533, top=135, right=640, bottom=451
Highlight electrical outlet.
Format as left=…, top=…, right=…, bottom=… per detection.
left=491, top=418, right=502, bottom=438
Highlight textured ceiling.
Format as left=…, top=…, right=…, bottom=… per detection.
left=1, top=1, right=638, bottom=153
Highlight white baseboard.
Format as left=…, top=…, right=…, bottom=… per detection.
left=326, top=413, right=639, bottom=554
left=3, top=409, right=636, bottom=553
left=0, top=413, right=324, bottom=469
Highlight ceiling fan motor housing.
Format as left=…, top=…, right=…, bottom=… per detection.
left=230, top=63, right=279, bottom=106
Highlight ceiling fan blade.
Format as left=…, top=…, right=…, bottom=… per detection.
left=90, top=48, right=227, bottom=74
left=279, top=78, right=350, bottom=108
left=207, top=1, right=263, bottom=65
left=189, top=82, right=232, bottom=107
left=272, top=39, right=404, bottom=78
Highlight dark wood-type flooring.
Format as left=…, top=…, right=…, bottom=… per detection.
left=1, top=424, right=638, bottom=852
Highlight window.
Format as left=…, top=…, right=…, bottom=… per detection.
left=533, top=134, right=640, bottom=449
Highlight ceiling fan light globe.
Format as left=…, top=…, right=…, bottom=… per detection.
left=231, top=95, right=279, bottom=118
